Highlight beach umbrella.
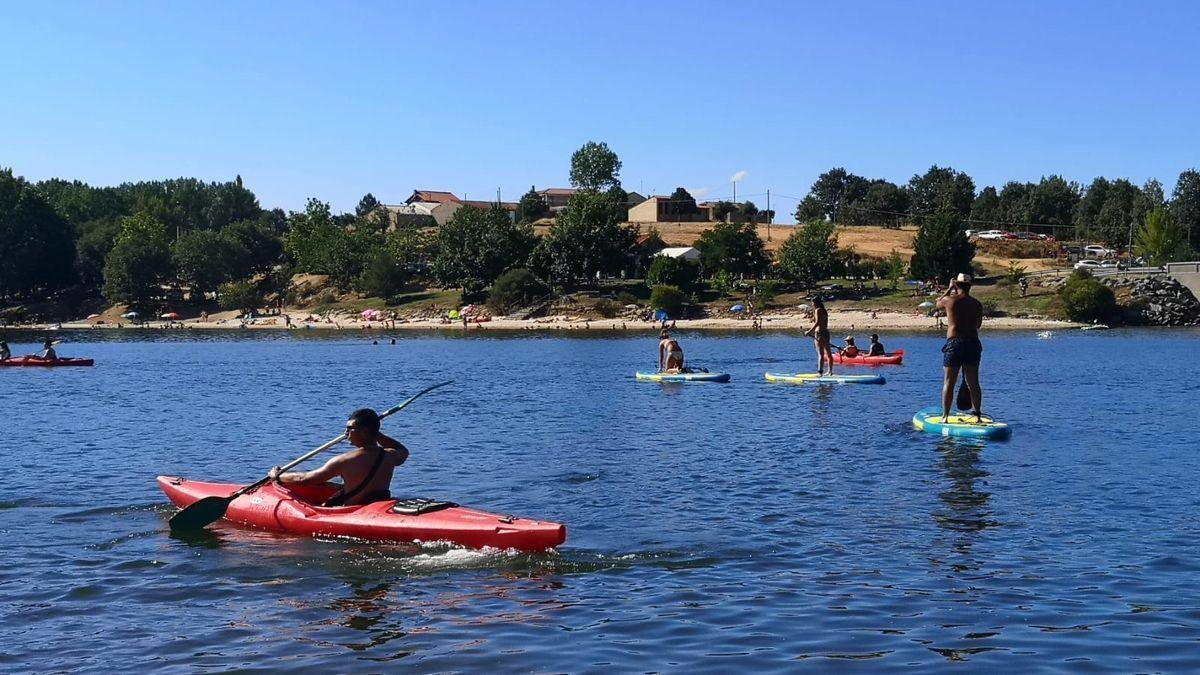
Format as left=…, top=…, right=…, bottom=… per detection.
left=448, top=309, right=461, bottom=320
left=161, top=312, right=179, bottom=319
left=654, top=309, right=669, bottom=322
left=918, top=301, right=935, bottom=309
left=730, top=304, right=745, bottom=313
left=86, top=313, right=101, bottom=319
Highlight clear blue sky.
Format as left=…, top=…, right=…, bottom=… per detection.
left=2, top=1, right=1197, bottom=220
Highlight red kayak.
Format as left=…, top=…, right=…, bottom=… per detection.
left=0, top=356, right=94, bottom=367
left=157, top=476, right=566, bottom=551
left=831, top=349, right=904, bottom=365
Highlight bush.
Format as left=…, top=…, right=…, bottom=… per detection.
left=594, top=298, right=620, bottom=318
left=751, top=279, right=779, bottom=305
left=357, top=249, right=408, bottom=300
left=1059, top=270, right=1117, bottom=323
left=314, top=289, right=338, bottom=307
left=710, top=269, right=735, bottom=295
left=650, top=285, right=685, bottom=318
left=980, top=298, right=1002, bottom=317
left=218, top=279, right=261, bottom=312
left=487, top=268, right=548, bottom=314
left=646, top=256, right=700, bottom=293
left=616, top=291, right=639, bottom=306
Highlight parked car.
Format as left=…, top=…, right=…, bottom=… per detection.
left=1074, top=259, right=1118, bottom=270
left=1084, top=244, right=1117, bottom=258
left=976, top=230, right=1007, bottom=240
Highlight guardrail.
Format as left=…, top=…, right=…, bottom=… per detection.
left=1166, top=261, right=1200, bottom=274
left=1025, top=266, right=1165, bottom=280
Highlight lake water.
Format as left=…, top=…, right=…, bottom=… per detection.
left=2, top=327, right=1199, bottom=672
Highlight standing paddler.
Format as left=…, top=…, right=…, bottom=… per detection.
left=803, top=296, right=834, bottom=375
left=936, top=273, right=984, bottom=423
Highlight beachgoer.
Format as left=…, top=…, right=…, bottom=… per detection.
left=867, top=333, right=886, bottom=356
left=840, top=336, right=860, bottom=358
left=1019, top=277, right=1029, bottom=297
left=936, top=273, right=984, bottom=423
left=803, top=296, right=834, bottom=375
left=37, top=338, right=57, bottom=360
left=268, top=408, right=409, bottom=507
left=0, top=341, right=9, bottom=360
left=658, top=329, right=685, bottom=373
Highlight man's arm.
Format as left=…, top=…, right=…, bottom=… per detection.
left=658, top=342, right=665, bottom=371
left=378, top=434, right=411, bottom=467
left=270, top=455, right=343, bottom=485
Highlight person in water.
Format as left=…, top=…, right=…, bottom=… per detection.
left=658, top=329, right=685, bottom=373
left=268, top=408, right=409, bottom=506
left=0, top=340, right=10, bottom=360
left=867, top=333, right=886, bottom=357
left=803, top=296, right=834, bottom=375
left=936, top=273, right=984, bottom=423
left=37, top=338, right=57, bottom=360
left=840, top=336, right=860, bottom=358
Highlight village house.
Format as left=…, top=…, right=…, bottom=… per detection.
left=627, top=196, right=713, bottom=224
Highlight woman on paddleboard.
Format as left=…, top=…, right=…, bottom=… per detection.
left=658, top=330, right=685, bottom=373
left=803, top=296, right=834, bottom=375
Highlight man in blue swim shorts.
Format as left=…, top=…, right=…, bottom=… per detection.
left=936, top=273, right=984, bottom=423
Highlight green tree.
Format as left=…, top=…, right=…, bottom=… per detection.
left=0, top=169, right=76, bottom=299
left=355, top=193, right=382, bottom=219
left=885, top=249, right=906, bottom=289
left=218, top=279, right=262, bottom=312
left=738, top=200, right=759, bottom=223
left=970, top=186, right=1001, bottom=225
left=223, top=219, right=283, bottom=275
left=1026, top=175, right=1081, bottom=236
left=1169, top=169, right=1200, bottom=250
left=711, top=200, right=738, bottom=223
left=487, top=268, right=549, bottom=314
left=693, top=221, right=768, bottom=277
left=649, top=284, right=685, bottom=318
left=357, top=249, right=408, bottom=300
left=775, top=219, right=838, bottom=286
left=432, top=205, right=536, bottom=293
left=1135, top=209, right=1192, bottom=266
left=1059, top=269, right=1117, bottom=323
left=532, top=190, right=636, bottom=284
left=667, top=187, right=698, bottom=217
left=569, top=141, right=622, bottom=191
left=845, top=180, right=909, bottom=227
left=284, top=199, right=345, bottom=275
left=74, top=217, right=121, bottom=291
left=172, top=229, right=248, bottom=299
left=1073, top=177, right=1111, bottom=242
left=387, top=224, right=438, bottom=270
left=801, top=168, right=870, bottom=223
left=1094, top=179, right=1142, bottom=247
left=646, top=255, right=700, bottom=293
left=517, top=186, right=550, bottom=223
left=1002, top=261, right=1027, bottom=296
left=909, top=208, right=975, bottom=284
left=102, top=212, right=173, bottom=308
left=907, top=165, right=975, bottom=221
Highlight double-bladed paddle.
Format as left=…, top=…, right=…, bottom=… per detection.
left=167, top=380, right=453, bottom=531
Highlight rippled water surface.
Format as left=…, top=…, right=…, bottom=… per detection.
left=2, top=328, right=1199, bottom=672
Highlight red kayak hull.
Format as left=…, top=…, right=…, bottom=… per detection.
left=831, top=349, right=904, bottom=365
left=157, top=476, right=566, bottom=551
left=0, top=356, right=94, bottom=367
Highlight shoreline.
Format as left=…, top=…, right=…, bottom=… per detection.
left=21, top=309, right=1083, bottom=333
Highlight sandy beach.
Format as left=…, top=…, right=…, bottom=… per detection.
left=39, top=308, right=1081, bottom=333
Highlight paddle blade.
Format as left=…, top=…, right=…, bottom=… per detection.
left=955, top=375, right=972, bottom=411
left=168, top=495, right=232, bottom=531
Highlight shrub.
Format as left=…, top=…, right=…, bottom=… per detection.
left=711, top=269, right=735, bottom=295
left=487, top=268, right=548, bottom=314
left=218, top=279, right=261, bottom=312
left=751, top=279, right=779, bottom=305
left=357, top=249, right=408, bottom=300
left=616, top=291, right=639, bottom=306
left=1059, top=270, right=1117, bottom=323
left=650, top=284, right=685, bottom=318
left=314, top=289, right=338, bottom=307
left=980, top=298, right=1002, bottom=317
left=646, top=256, right=700, bottom=293
left=594, top=298, right=620, bottom=318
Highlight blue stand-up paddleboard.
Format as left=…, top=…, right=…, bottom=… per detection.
left=636, top=371, right=731, bottom=383
left=912, top=406, right=1012, bottom=439
left=764, top=372, right=886, bottom=385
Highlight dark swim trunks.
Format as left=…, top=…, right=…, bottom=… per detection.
left=942, top=337, right=982, bottom=368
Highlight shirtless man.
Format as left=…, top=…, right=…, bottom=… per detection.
left=803, top=296, right=834, bottom=375
left=268, top=408, right=409, bottom=506
left=37, top=338, right=57, bottom=360
left=0, top=340, right=10, bottom=360
left=658, top=329, right=685, bottom=373
left=936, top=273, right=984, bottom=423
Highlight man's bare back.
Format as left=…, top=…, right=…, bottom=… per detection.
left=940, top=292, right=983, bottom=339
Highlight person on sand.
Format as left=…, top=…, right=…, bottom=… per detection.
left=658, top=329, right=685, bottom=373
left=37, top=338, right=57, bottom=360
left=839, top=336, right=860, bottom=358
left=867, top=333, right=886, bottom=356
left=0, top=340, right=10, bottom=360
left=803, top=296, right=834, bottom=375
left=268, top=408, right=409, bottom=507
left=937, top=273, right=984, bottom=423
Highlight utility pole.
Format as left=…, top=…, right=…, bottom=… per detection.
left=766, top=189, right=772, bottom=241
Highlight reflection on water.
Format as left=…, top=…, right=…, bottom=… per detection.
left=933, top=438, right=997, bottom=533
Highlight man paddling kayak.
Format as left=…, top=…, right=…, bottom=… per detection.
left=803, top=296, right=834, bottom=375
left=867, top=334, right=886, bottom=356
left=0, top=341, right=9, bottom=361
left=268, top=408, right=409, bottom=506
left=937, top=273, right=984, bottom=423
left=37, top=338, right=57, bottom=360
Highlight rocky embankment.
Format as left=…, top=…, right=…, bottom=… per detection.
left=1108, top=276, right=1200, bottom=326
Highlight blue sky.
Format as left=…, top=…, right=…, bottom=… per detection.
left=2, top=1, right=1197, bottom=220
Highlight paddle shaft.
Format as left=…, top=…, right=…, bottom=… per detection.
left=228, top=379, right=453, bottom=500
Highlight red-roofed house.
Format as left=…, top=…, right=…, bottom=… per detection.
left=405, top=190, right=461, bottom=205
